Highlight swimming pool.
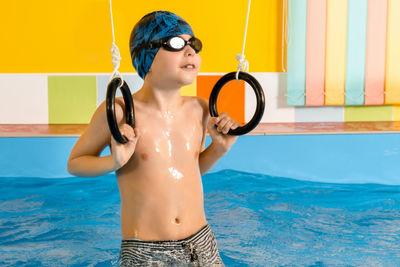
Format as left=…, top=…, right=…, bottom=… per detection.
left=1, top=134, right=400, bottom=266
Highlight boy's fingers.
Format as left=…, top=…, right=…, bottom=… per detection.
left=231, top=122, right=239, bottom=130
left=209, top=116, right=238, bottom=134
left=222, top=120, right=235, bottom=134
left=117, top=124, right=137, bottom=142
left=132, top=128, right=140, bottom=140
left=217, top=117, right=230, bottom=132
left=221, top=120, right=237, bottom=134
left=126, top=128, right=136, bottom=141
left=208, top=117, right=219, bottom=127
left=219, top=112, right=228, bottom=118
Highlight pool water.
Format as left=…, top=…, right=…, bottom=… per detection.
left=0, top=169, right=399, bottom=266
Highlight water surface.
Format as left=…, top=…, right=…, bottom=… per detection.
left=0, top=170, right=399, bottom=266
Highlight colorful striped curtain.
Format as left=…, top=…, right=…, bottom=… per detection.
left=287, top=0, right=400, bottom=106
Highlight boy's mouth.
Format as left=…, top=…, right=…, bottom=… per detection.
left=181, top=64, right=196, bottom=70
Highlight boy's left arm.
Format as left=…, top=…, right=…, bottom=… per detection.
left=198, top=100, right=239, bottom=176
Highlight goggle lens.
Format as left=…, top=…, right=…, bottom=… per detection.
left=163, top=36, right=202, bottom=53
left=168, top=36, right=185, bottom=50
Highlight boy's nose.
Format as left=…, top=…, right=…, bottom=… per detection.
left=184, top=44, right=195, bottom=56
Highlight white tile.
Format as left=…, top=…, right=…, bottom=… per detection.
left=295, top=106, right=344, bottom=122
left=245, top=72, right=295, bottom=123
left=97, top=74, right=143, bottom=106
left=0, top=74, right=48, bottom=123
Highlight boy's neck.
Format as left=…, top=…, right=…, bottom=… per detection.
left=137, top=82, right=184, bottom=113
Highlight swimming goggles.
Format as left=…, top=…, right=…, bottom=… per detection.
left=134, top=36, right=202, bottom=54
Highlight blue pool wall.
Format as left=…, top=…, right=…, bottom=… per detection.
left=1, top=134, right=400, bottom=185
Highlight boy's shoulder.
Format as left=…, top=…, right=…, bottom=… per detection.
left=99, top=97, right=126, bottom=124
left=182, top=96, right=208, bottom=110
left=182, top=97, right=210, bottom=124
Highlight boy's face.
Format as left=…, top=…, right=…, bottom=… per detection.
left=145, top=34, right=201, bottom=88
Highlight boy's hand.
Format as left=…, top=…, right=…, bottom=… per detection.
left=110, top=124, right=140, bottom=170
left=207, top=112, right=239, bottom=154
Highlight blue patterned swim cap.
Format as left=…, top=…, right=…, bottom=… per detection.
left=129, top=11, right=194, bottom=79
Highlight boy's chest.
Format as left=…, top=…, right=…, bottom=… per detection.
left=133, top=108, right=204, bottom=157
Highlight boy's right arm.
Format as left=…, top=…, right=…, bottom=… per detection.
left=67, top=100, right=124, bottom=177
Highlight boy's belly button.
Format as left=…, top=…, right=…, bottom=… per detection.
left=172, top=217, right=181, bottom=225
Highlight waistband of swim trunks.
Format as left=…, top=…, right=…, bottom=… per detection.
left=121, top=223, right=210, bottom=248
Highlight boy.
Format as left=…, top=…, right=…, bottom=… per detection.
left=67, top=10, right=239, bottom=266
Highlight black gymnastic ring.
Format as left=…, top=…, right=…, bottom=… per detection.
left=106, top=77, right=135, bottom=144
left=209, top=71, right=265, bottom=135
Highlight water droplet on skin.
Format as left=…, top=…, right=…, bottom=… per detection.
left=169, top=167, right=183, bottom=180
left=161, top=111, right=174, bottom=120
left=168, top=139, right=172, bottom=157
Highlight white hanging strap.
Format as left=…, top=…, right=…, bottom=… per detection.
left=236, top=54, right=249, bottom=79
left=281, top=0, right=287, bottom=72
left=109, top=0, right=124, bottom=87
left=236, top=0, right=251, bottom=81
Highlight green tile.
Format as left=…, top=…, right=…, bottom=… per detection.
left=48, top=76, right=97, bottom=123
left=344, top=105, right=393, bottom=121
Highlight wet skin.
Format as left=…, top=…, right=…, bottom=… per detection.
left=115, top=95, right=208, bottom=241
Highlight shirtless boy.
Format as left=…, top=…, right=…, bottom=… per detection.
left=67, top=10, right=239, bottom=266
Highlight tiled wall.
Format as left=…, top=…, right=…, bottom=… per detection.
left=287, top=0, right=400, bottom=107
left=0, top=73, right=396, bottom=124
left=1, top=0, right=397, bottom=123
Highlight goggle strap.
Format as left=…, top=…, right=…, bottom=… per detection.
left=133, top=36, right=201, bottom=54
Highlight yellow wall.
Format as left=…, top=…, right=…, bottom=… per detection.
left=2, top=0, right=286, bottom=73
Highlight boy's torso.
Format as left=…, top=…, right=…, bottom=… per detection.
left=114, top=95, right=208, bottom=241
